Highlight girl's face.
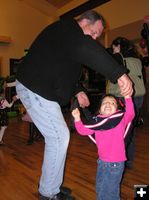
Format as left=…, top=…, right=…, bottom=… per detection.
left=112, top=44, right=120, bottom=54
left=99, top=96, right=118, bottom=116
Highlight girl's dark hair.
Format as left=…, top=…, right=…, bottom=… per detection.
left=95, top=94, right=124, bottom=115
left=112, top=36, right=138, bottom=58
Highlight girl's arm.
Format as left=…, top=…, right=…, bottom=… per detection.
left=3, top=99, right=15, bottom=108
left=2, top=95, right=17, bottom=108
left=72, top=108, right=95, bottom=136
left=124, top=97, right=135, bottom=124
left=75, top=120, right=95, bottom=136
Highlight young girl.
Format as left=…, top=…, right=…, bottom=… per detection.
left=107, top=37, right=146, bottom=168
left=0, top=82, right=17, bottom=145
left=72, top=94, right=135, bottom=200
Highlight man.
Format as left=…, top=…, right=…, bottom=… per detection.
left=16, top=10, right=133, bottom=200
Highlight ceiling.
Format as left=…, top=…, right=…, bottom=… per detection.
left=21, top=0, right=110, bottom=19
left=20, top=0, right=144, bottom=43
left=45, top=0, right=75, bottom=9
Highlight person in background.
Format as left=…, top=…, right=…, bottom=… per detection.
left=0, top=81, right=17, bottom=145
left=16, top=10, right=133, bottom=200
left=72, top=93, right=135, bottom=200
left=106, top=36, right=146, bottom=168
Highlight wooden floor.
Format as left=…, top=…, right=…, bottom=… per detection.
left=0, top=100, right=148, bottom=200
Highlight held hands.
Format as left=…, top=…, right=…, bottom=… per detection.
left=12, top=95, right=18, bottom=102
left=117, top=74, right=133, bottom=98
left=76, top=91, right=90, bottom=108
left=72, top=108, right=81, bottom=122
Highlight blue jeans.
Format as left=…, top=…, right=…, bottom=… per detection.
left=133, top=96, right=144, bottom=113
left=96, top=160, right=124, bottom=200
left=16, top=81, right=70, bottom=198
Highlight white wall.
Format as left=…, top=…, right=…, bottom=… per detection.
left=1, top=0, right=149, bottom=76
left=95, top=0, right=149, bottom=29
left=0, top=0, right=51, bottom=76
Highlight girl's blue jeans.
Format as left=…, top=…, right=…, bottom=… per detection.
left=16, top=80, right=70, bottom=198
left=96, top=159, right=124, bottom=200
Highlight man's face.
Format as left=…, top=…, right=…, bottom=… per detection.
left=82, top=20, right=104, bottom=40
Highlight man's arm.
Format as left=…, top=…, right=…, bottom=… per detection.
left=71, top=36, right=127, bottom=82
left=73, top=36, right=133, bottom=97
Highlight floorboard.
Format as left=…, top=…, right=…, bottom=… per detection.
left=0, top=98, right=148, bottom=200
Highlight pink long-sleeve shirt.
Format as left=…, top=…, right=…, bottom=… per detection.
left=74, top=98, right=135, bottom=162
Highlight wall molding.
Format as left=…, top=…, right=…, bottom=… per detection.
left=0, top=36, right=11, bottom=44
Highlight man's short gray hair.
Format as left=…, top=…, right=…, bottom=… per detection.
left=78, top=10, right=106, bottom=28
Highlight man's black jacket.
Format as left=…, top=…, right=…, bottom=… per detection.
left=16, top=19, right=127, bottom=106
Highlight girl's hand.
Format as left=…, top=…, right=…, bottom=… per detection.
left=124, top=95, right=131, bottom=99
left=72, top=108, right=81, bottom=121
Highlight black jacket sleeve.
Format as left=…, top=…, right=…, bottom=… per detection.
left=68, top=35, right=127, bottom=83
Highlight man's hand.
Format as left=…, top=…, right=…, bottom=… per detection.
left=117, top=74, right=133, bottom=97
left=12, top=95, right=18, bottom=102
left=76, top=91, right=90, bottom=108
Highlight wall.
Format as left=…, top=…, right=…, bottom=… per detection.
left=0, top=0, right=149, bottom=76
left=0, top=0, right=52, bottom=76
left=96, top=0, right=149, bottom=114
left=58, top=0, right=86, bottom=16
left=95, top=0, right=149, bottom=46
left=58, top=0, right=149, bottom=46
left=95, top=0, right=149, bottom=29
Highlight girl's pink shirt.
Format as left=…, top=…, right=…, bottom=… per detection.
left=75, top=98, right=135, bottom=162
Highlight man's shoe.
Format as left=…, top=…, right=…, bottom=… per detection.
left=0, top=140, right=5, bottom=146
left=52, top=192, right=75, bottom=200
left=39, top=193, right=51, bottom=200
left=60, top=186, right=72, bottom=195
left=38, top=184, right=72, bottom=195
left=38, top=186, right=74, bottom=200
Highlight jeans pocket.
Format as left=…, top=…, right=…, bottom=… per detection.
left=110, top=162, right=124, bottom=174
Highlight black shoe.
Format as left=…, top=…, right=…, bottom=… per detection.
left=52, top=192, right=75, bottom=200
left=0, top=141, right=5, bottom=146
left=39, top=193, right=51, bottom=200
left=60, top=186, right=72, bottom=195
left=38, top=187, right=73, bottom=200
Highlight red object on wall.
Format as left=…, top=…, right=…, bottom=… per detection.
left=144, top=15, right=149, bottom=25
